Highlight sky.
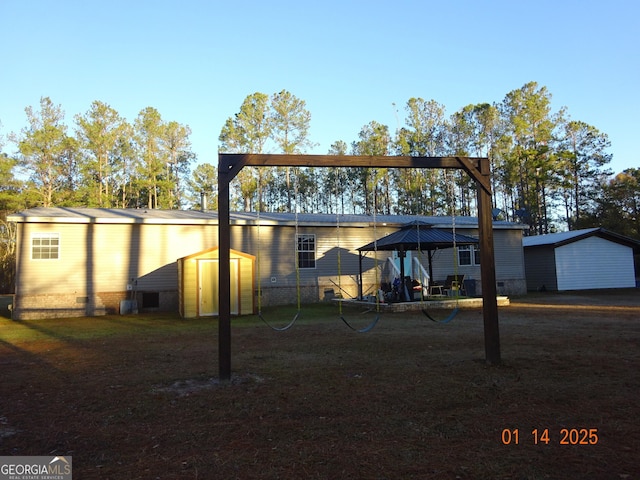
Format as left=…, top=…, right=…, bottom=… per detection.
left=1, top=0, right=638, bottom=174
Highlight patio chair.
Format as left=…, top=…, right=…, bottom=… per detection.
left=443, top=275, right=465, bottom=297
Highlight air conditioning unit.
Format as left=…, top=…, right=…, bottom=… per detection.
left=120, top=299, right=138, bottom=315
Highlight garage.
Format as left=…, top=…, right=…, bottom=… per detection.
left=523, top=228, right=640, bottom=291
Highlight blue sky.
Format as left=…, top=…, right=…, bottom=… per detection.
left=1, top=0, right=638, bottom=174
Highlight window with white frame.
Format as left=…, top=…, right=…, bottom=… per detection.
left=32, top=233, right=60, bottom=260
left=296, top=234, right=316, bottom=269
left=458, top=245, right=480, bottom=266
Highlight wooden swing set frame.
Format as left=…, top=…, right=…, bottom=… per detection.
left=217, top=154, right=501, bottom=380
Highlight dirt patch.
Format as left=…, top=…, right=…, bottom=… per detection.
left=1, top=293, right=639, bottom=479
left=152, top=374, right=266, bottom=397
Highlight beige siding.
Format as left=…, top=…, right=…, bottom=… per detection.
left=494, top=229, right=527, bottom=278
left=493, top=229, right=527, bottom=295
left=177, top=258, right=184, bottom=317
left=181, top=258, right=199, bottom=317
left=250, top=224, right=395, bottom=301
left=239, top=257, right=254, bottom=314
left=17, top=223, right=223, bottom=296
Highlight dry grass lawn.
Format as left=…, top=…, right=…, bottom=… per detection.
left=1, top=290, right=639, bottom=479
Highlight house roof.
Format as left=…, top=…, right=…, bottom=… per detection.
left=7, top=207, right=524, bottom=230
left=6, top=207, right=219, bottom=224
left=522, top=227, right=640, bottom=251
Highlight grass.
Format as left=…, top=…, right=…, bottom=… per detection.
left=1, top=292, right=639, bottom=479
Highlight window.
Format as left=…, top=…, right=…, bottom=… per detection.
left=458, top=245, right=480, bottom=266
left=32, top=233, right=60, bottom=260
left=296, top=234, right=316, bottom=269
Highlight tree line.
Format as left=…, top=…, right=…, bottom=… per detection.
left=1, top=82, right=638, bottom=240
left=0, top=98, right=196, bottom=211
left=216, top=84, right=638, bottom=241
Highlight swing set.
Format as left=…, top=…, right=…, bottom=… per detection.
left=218, top=154, right=501, bottom=380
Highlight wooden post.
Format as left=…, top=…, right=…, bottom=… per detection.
left=218, top=160, right=232, bottom=381
left=476, top=157, right=501, bottom=364
left=358, top=252, right=363, bottom=299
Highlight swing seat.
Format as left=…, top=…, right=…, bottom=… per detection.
left=423, top=307, right=459, bottom=324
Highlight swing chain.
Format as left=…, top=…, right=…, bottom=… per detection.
left=420, top=169, right=461, bottom=323
left=255, top=168, right=301, bottom=331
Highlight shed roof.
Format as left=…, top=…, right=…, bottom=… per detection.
left=522, top=227, right=640, bottom=251
left=178, top=246, right=255, bottom=262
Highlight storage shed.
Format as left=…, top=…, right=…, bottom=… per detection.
left=522, top=228, right=640, bottom=291
left=178, top=247, right=255, bottom=318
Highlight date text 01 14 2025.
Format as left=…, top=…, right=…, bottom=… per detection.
left=501, top=428, right=599, bottom=445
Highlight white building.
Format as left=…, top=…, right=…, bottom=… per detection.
left=523, top=228, right=640, bottom=291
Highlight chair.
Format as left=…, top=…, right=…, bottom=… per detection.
left=443, top=275, right=465, bottom=297
left=429, top=284, right=445, bottom=296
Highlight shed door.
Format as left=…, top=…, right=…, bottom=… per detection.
left=199, top=259, right=239, bottom=316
